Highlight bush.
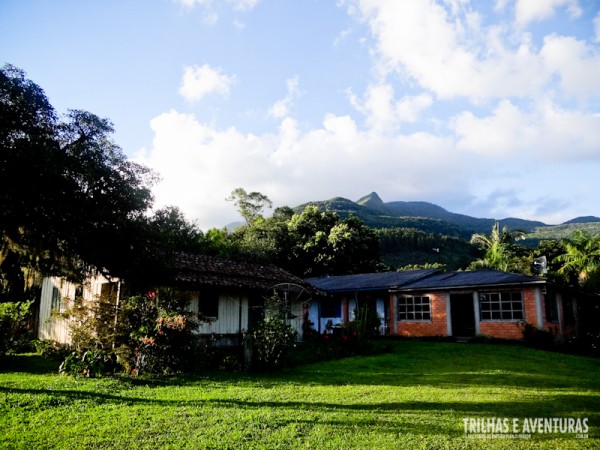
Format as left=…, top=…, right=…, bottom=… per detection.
left=251, top=317, right=297, bottom=372
left=0, top=300, right=33, bottom=358
left=33, top=339, right=69, bottom=361
left=121, top=289, right=199, bottom=375
left=59, top=349, right=118, bottom=377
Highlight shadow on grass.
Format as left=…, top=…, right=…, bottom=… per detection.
left=2, top=384, right=599, bottom=419
left=3, top=340, right=600, bottom=392
left=0, top=354, right=59, bottom=375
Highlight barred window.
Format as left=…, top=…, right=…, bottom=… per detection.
left=51, top=287, right=61, bottom=311
left=479, top=292, right=523, bottom=321
left=398, top=296, right=431, bottom=321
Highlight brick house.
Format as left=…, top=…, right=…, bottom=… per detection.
left=306, top=269, right=590, bottom=342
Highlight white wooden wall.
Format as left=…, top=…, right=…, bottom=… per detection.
left=37, top=275, right=114, bottom=345
left=190, top=293, right=249, bottom=335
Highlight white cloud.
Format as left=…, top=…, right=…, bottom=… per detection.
left=233, top=19, right=246, bottom=31
left=514, top=0, right=582, bottom=27
left=178, top=64, right=235, bottom=102
left=174, top=0, right=211, bottom=8
left=136, top=109, right=471, bottom=229
left=350, top=0, right=596, bottom=102
left=268, top=76, right=301, bottom=119
left=594, top=11, right=600, bottom=43
left=540, top=35, right=600, bottom=98
left=173, top=0, right=260, bottom=25
left=451, top=98, right=600, bottom=161
left=333, top=27, right=353, bottom=47
left=174, top=0, right=260, bottom=10
left=227, top=0, right=260, bottom=12
left=353, top=1, right=532, bottom=100
left=348, top=83, right=433, bottom=132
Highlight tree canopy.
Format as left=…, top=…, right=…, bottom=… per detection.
left=0, top=65, right=199, bottom=295
left=468, top=222, right=529, bottom=273
left=553, top=231, right=600, bottom=292
left=226, top=187, right=273, bottom=225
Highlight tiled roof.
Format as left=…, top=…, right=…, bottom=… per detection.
left=399, top=270, right=545, bottom=291
left=173, top=253, right=311, bottom=292
left=305, top=269, right=439, bottom=293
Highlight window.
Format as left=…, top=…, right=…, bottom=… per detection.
left=544, top=291, right=559, bottom=323
left=479, top=292, right=523, bottom=321
left=321, top=300, right=341, bottom=318
left=199, top=291, right=219, bottom=319
left=398, top=296, right=431, bottom=321
left=51, top=287, right=61, bottom=311
left=101, top=282, right=119, bottom=305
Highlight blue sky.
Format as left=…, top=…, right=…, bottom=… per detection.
left=2, top=0, right=599, bottom=230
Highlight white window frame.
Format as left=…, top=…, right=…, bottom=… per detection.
left=398, top=295, right=431, bottom=321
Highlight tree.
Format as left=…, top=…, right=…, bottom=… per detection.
left=0, top=65, right=157, bottom=290
left=553, top=231, right=600, bottom=291
left=469, top=222, right=527, bottom=272
left=1, top=64, right=64, bottom=289
left=226, top=187, right=273, bottom=225
left=284, top=206, right=382, bottom=276
left=203, top=202, right=383, bottom=277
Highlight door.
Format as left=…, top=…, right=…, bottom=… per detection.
left=450, top=293, right=476, bottom=337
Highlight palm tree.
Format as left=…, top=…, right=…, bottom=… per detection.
left=554, top=231, right=600, bottom=290
left=469, top=222, right=526, bottom=272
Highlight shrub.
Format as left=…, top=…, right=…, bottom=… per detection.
left=59, top=349, right=117, bottom=377
left=121, top=289, right=199, bottom=375
left=0, top=300, right=33, bottom=358
left=60, top=289, right=125, bottom=352
left=251, top=317, right=297, bottom=372
left=33, top=339, right=69, bottom=361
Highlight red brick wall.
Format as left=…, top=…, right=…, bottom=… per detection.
left=479, top=321, right=523, bottom=339
left=479, top=288, right=539, bottom=340
left=389, top=287, right=543, bottom=340
left=396, top=292, right=448, bottom=337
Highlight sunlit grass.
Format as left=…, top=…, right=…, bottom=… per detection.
left=1, top=340, right=599, bottom=449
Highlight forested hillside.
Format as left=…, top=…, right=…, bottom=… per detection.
left=295, top=192, right=600, bottom=271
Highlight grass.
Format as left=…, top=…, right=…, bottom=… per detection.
left=1, top=340, right=599, bottom=449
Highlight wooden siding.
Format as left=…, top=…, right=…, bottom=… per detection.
left=38, top=275, right=116, bottom=345
left=38, top=277, right=72, bottom=344
left=193, top=293, right=249, bottom=335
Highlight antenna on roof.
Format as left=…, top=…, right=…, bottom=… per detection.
left=533, top=256, right=547, bottom=274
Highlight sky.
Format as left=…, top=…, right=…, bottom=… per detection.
left=1, top=0, right=600, bottom=230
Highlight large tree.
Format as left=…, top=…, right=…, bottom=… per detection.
left=0, top=65, right=160, bottom=292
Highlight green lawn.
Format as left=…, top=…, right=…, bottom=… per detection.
left=1, top=340, right=599, bottom=449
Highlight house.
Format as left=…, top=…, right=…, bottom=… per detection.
left=306, top=269, right=591, bottom=342
left=171, top=253, right=316, bottom=346
left=37, top=253, right=316, bottom=347
left=305, top=270, right=438, bottom=335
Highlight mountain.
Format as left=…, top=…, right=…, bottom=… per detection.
left=563, top=216, right=600, bottom=225
left=296, top=192, right=549, bottom=236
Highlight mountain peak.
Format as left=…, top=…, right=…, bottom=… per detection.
left=357, top=192, right=384, bottom=207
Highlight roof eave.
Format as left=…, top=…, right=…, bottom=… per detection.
left=393, top=279, right=547, bottom=293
